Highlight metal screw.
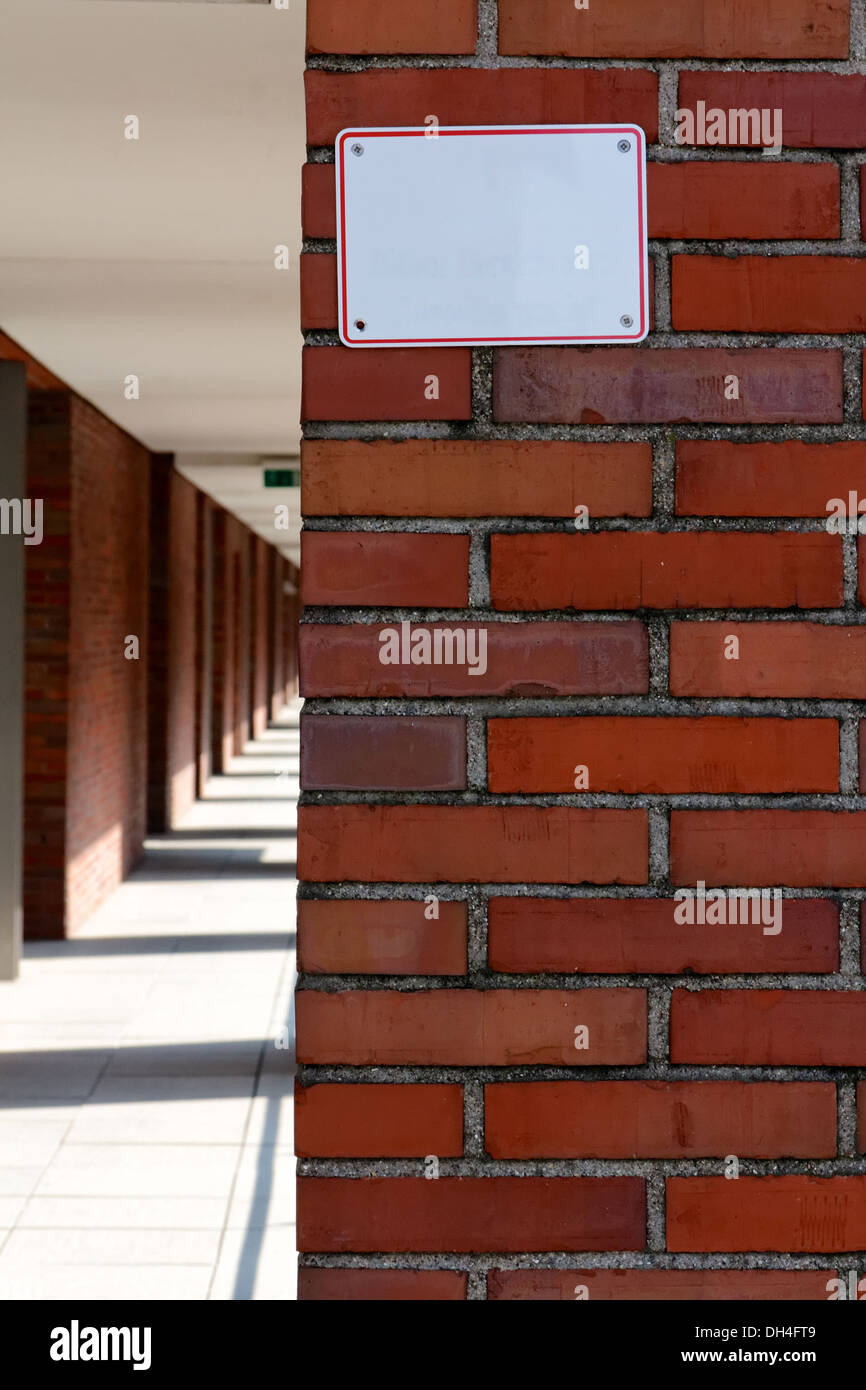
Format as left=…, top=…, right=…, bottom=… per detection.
left=354, top=319, right=366, bottom=331
left=351, top=143, right=364, bottom=156
left=617, top=139, right=631, bottom=153
left=620, top=314, right=634, bottom=327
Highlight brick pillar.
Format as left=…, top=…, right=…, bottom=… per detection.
left=24, top=391, right=150, bottom=938
left=211, top=508, right=235, bottom=774
left=250, top=537, right=270, bottom=739
left=295, top=0, right=865, bottom=1300
left=195, top=492, right=214, bottom=795
left=231, top=530, right=251, bottom=755
left=270, top=552, right=287, bottom=721
left=148, top=455, right=198, bottom=832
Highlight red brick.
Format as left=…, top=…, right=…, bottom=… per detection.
left=672, top=989, right=866, bottom=1065
left=299, top=621, right=648, bottom=697
left=499, top=0, right=848, bottom=58
left=300, top=532, right=469, bottom=607
left=487, top=716, right=837, bottom=794
left=297, top=898, right=468, bottom=975
left=306, top=0, right=477, bottom=55
left=677, top=72, right=866, bottom=149
left=301, top=439, right=653, bottom=518
left=485, top=1081, right=835, bottom=1159
left=301, top=163, right=336, bottom=239
left=295, top=1082, right=464, bottom=1158
left=491, top=533, right=842, bottom=611
left=674, top=256, right=866, bottom=333
left=648, top=162, right=839, bottom=240
left=305, top=68, right=659, bottom=146
left=299, top=805, right=648, bottom=884
left=488, top=1269, right=836, bottom=1301
left=300, top=253, right=337, bottom=329
left=299, top=1269, right=467, bottom=1300
left=301, top=346, right=471, bottom=422
left=671, top=622, right=866, bottom=698
left=300, top=714, right=466, bottom=791
left=493, top=348, right=842, bottom=425
left=862, top=167, right=866, bottom=239
left=296, top=988, right=647, bottom=1065
left=671, top=810, right=866, bottom=888
left=677, top=440, right=866, bottom=517
left=488, top=897, right=839, bottom=975
left=667, top=1177, right=866, bottom=1253
left=297, top=1176, right=646, bottom=1252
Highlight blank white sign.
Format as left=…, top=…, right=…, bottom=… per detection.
left=335, top=124, right=649, bottom=348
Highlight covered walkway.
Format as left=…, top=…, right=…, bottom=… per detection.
left=0, top=704, right=299, bottom=1300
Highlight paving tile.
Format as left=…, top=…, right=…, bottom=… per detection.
left=3, top=706, right=300, bottom=1300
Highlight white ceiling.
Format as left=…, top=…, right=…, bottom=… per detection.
left=0, top=0, right=305, bottom=562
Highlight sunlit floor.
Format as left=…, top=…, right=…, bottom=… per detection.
left=0, top=702, right=299, bottom=1300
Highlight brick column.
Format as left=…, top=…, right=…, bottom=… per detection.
left=148, top=455, right=198, bottom=832
left=296, top=0, right=862, bottom=1299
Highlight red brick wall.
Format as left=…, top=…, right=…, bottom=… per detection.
left=66, top=397, right=150, bottom=934
left=24, top=391, right=150, bottom=938
left=297, top=0, right=866, bottom=1299
left=24, top=392, right=73, bottom=938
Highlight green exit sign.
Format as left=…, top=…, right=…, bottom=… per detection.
left=263, top=468, right=300, bottom=488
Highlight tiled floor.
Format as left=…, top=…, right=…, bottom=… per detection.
left=0, top=703, right=300, bottom=1300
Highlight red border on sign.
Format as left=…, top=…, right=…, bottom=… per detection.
left=337, top=126, right=648, bottom=347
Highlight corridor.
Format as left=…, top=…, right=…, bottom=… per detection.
left=0, top=703, right=299, bottom=1301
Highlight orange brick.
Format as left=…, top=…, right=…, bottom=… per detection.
left=671, top=622, right=866, bottom=698
left=667, top=1177, right=866, bottom=1253
left=498, top=0, right=848, bottom=58
left=491, top=533, right=842, bottom=611
left=485, top=1080, right=835, bottom=1158
left=671, top=810, right=866, bottom=888
left=307, top=0, right=477, bottom=56
left=295, top=1082, right=464, bottom=1157
left=296, top=988, right=647, bottom=1065
left=488, top=1269, right=836, bottom=1301
left=674, top=256, right=866, bottom=332
left=487, top=716, right=837, bottom=793
left=488, top=897, right=838, bottom=975
left=298, top=1177, right=646, bottom=1252
left=648, top=163, right=839, bottom=240
left=297, top=899, right=468, bottom=975
left=299, top=805, right=648, bottom=884
left=300, top=532, right=469, bottom=607
left=301, top=439, right=652, bottom=518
